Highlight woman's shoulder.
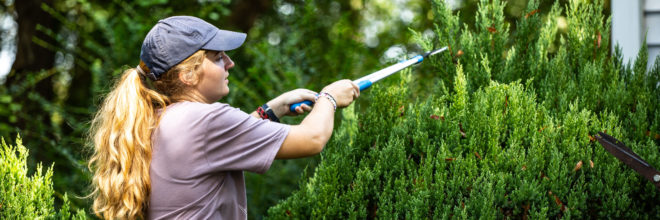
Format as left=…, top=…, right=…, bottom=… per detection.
left=160, top=101, right=254, bottom=130
left=171, top=101, right=229, bottom=110
left=163, top=101, right=237, bottom=119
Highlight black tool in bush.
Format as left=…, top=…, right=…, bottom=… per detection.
left=595, top=132, right=660, bottom=190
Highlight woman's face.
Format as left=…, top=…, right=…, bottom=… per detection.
left=196, top=51, right=234, bottom=103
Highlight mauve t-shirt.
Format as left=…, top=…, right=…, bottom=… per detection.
left=147, top=101, right=290, bottom=219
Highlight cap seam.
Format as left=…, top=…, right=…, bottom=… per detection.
left=201, top=29, right=219, bottom=50
left=154, top=30, right=169, bottom=75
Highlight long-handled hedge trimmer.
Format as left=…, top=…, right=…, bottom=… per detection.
left=289, top=46, right=448, bottom=112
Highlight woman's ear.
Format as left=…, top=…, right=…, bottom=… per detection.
left=178, top=71, right=199, bottom=86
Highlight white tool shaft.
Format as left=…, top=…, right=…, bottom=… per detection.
left=353, top=55, right=423, bottom=83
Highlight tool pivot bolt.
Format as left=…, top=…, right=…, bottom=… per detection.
left=654, top=175, right=660, bottom=182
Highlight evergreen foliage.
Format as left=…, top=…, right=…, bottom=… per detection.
left=268, top=0, right=660, bottom=218
left=0, top=135, right=86, bottom=219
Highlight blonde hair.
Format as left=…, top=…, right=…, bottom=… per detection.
left=88, top=50, right=207, bottom=219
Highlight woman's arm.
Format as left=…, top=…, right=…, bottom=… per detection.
left=275, top=80, right=359, bottom=159
left=275, top=98, right=335, bottom=159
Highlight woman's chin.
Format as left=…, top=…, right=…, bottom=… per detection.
left=219, top=90, right=229, bottom=98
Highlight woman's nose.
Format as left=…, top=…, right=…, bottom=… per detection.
left=225, top=56, right=234, bottom=70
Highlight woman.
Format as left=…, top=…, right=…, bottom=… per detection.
left=88, top=16, right=359, bottom=219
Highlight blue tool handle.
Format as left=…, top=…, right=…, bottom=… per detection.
left=289, top=100, right=314, bottom=112
left=356, top=80, right=372, bottom=91
left=288, top=80, right=372, bottom=112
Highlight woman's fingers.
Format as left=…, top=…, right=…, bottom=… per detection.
left=295, top=89, right=318, bottom=102
left=290, top=103, right=312, bottom=116
left=302, top=93, right=317, bottom=102
left=351, top=81, right=360, bottom=98
left=299, top=103, right=312, bottom=112
left=279, top=90, right=317, bottom=116
left=302, top=103, right=312, bottom=111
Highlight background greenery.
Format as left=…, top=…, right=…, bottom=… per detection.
left=5, top=0, right=651, bottom=219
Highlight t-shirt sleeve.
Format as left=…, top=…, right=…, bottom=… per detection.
left=202, top=103, right=290, bottom=174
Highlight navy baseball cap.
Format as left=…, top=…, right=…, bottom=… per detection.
left=139, top=16, right=246, bottom=80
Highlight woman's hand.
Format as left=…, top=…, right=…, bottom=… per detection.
left=321, top=79, right=360, bottom=108
left=267, top=88, right=317, bottom=118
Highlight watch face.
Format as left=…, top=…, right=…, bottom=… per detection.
left=262, top=104, right=279, bottom=122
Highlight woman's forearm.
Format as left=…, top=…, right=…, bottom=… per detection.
left=249, top=111, right=261, bottom=119
left=299, top=97, right=335, bottom=146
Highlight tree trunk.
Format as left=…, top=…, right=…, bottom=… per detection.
left=227, top=0, right=273, bottom=33
left=7, top=0, right=57, bottom=94
left=3, top=0, right=59, bottom=141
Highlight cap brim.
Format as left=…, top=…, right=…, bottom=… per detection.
left=201, top=29, right=246, bottom=51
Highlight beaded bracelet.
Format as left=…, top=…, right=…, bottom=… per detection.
left=315, top=92, right=337, bottom=111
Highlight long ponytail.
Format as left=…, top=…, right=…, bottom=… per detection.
left=89, top=50, right=207, bottom=219
left=88, top=68, right=168, bottom=219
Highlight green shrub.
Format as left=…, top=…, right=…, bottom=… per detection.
left=0, top=136, right=86, bottom=219
left=267, top=0, right=660, bottom=218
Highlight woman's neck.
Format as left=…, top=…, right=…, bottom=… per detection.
left=171, top=90, right=213, bottom=104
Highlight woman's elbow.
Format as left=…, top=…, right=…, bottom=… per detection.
left=308, top=130, right=330, bottom=155
left=308, top=135, right=325, bottom=155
